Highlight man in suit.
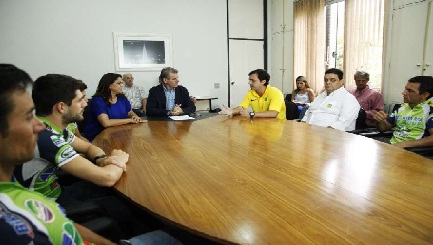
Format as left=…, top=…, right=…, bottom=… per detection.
left=146, top=67, right=196, bottom=117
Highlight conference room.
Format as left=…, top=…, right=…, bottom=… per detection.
left=1, top=0, right=433, bottom=244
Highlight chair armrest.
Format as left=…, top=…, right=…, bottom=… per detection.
left=80, top=217, right=124, bottom=242
left=405, top=147, right=433, bottom=156
left=64, top=201, right=107, bottom=223
left=347, top=129, right=369, bottom=134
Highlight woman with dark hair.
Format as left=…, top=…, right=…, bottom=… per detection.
left=83, top=73, right=145, bottom=141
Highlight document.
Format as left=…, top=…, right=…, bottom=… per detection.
left=169, top=115, right=195, bottom=120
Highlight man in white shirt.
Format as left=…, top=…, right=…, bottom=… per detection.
left=302, top=68, right=360, bottom=131
left=122, top=73, right=147, bottom=116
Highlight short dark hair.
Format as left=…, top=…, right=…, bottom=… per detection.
left=248, top=69, right=270, bottom=86
left=0, top=64, right=33, bottom=135
left=77, top=80, right=88, bottom=92
left=408, top=76, right=433, bottom=99
left=93, top=73, right=124, bottom=104
left=159, top=67, right=178, bottom=83
left=325, top=68, right=344, bottom=80
left=33, top=74, right=80, bottom=116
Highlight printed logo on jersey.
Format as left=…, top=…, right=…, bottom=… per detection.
left=50, top=135, right=67, bottom=148
left=45, top=125, right=53, bottom=132
left=57, top=204, right=67, bottom=217
left=57, top=146, right=75, bottom=163
left=0, top=203, right=34, bottom=237
left=24, top=199, right=55, bottom=223
left=39, top=167, right=55, bottom=181
left=63, top=222, right=82, bottom=244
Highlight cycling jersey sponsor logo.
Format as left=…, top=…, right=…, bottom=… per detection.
left=24, top=199, right=54, bottom=223
left=39, top=167, right=55, bottom=181
left=0, top=203, right=34, bottom=237
left=50, top=135, right=67, bottom=147
left=59, top=146, right=75, bottom=162
left=63, top=222, right=82, bottom=244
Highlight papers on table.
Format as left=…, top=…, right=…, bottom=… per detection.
left=169, top=115, right=195, bottom=120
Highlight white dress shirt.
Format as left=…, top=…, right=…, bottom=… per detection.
left=302, top=87, right=360, bottom=131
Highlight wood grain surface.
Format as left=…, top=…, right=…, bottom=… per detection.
left=93, top=115, right=433, bottom=244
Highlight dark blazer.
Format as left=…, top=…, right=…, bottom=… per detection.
left=146, top=84, right=196, bottom=117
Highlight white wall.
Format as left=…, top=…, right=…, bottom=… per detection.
left=0, top=0, right=228, bottom=108
left=383, top=0, right=433, bottom=106
left=269, top=0, right=294, bottom=96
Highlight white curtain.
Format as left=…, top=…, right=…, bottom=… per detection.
left=343, top=0, right=384, bottom=90
left=293, top=0, right=326, bottom=93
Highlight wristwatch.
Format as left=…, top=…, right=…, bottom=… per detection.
left=249, top=112, right=255, bottom=119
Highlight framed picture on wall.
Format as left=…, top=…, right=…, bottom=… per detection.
left=113, top=32, right=173, bottom=71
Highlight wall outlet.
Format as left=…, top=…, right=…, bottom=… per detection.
left=214, top=83, right=220, bottom=89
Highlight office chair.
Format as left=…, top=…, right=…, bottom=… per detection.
left=77, top=98, right=91, bottom=133
left=64, top=200, right=124, bottom=241
left=346, top=108, right=369, bottom=134
left=285, top=100, right=299, bottom=120
left=355, top=108, right=367, bottom=130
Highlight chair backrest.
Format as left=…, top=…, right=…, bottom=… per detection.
left=77, top=98, right=91, bottom=133
left=391, top=103, right=401, bottom=114
left=355, top=108, right=367, bottom=129
left=387, top=102, right=402, bottom=114
left=285, top=100, right=299, bottom=120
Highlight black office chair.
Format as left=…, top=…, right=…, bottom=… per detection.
left=285, top=100, right=299, bottom=120
left=63, top=200, right=125, bottom=241
left=346, top=108, right=369, bottom=134
left=355, top=108, right=367, bottom=130
left=77, top=98, right=91, bottom=134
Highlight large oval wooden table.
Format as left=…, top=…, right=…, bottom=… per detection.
left=93, top=115, right=433, bottom=244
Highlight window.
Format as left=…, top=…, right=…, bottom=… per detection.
left=294, top=0, right=384, bottom=92
left=325, top=0, right=384, bottom=91
left=325, top=1, right=345, bottom=70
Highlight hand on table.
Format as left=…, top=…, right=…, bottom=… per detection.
left=107, top=149, right=130, bottom=171
left=239, top=107, right=250, bottom=117
left=130, top=116, right=147, bottom=123
left=218, top=105, right=234, bottom=118
left=170, top=104, right=184, bottom=116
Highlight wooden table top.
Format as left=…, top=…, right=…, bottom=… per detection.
left=93, top=116, right=433, bottom=244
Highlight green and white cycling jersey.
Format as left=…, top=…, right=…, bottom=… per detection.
left=0, top=182, right=85, bottom=244
left=14, top=116, right=79, bottom=200
left=66, top=122, right=78, bottom=135
left=387, top=100, right=433, bottom=144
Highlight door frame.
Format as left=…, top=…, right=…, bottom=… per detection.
left=227, top=0, right=268, bottom=107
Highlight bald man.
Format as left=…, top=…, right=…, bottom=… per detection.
left=122, top=73, right=147, bottom=116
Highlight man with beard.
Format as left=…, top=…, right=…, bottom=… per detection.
left=14, top=74, right=129, bottom=207
left=1, top=65, right=185, bottom=245
left=219, top=69, right=286, bottom=119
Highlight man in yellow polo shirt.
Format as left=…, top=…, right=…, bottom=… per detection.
left=219, top=69, right=286, bottom=119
